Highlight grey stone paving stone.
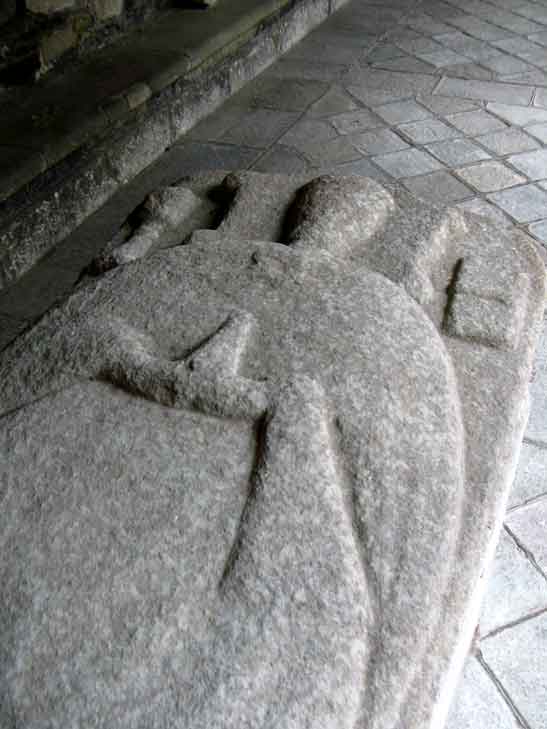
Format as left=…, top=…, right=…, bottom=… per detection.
left=525, top=122, right=547, bottom=143
left=330, top=109, right=385, bottom=135
left=488, top=183, right=547, bottom=221
left=370, top=56, right=437, bottom=75
left=372, top=147, right=444, bottom=177
left=434, top=31, right=502, bottom=61
left=487, top=102, right=547, bottom=126
left=373, top=99, right=431, bottom=125
left=487, top=11, right=544, bottom=35
left=435, top=78, right=534, bottom=106
left=516, top=47, right=547, bottom=68
left=344, top=68, right=437, bottom=106
left=279, top=118, right=339, bottom=149
left=307, top=86, right=358, bottom=117
left=508, top=441, right=547, bottom=508
left=426, top=138, right=491, bottom=166
left=506, top=500, right=547, bottom=575
left=367, top=44, right=407, bottom=63
left=446, top=62, right=495, bottom=81
left=492, top=36, right=546, bottom=57
left=507, top=149, right=547, bottom=181
left=481, top=54, right=536, bottom=76
left=166, top=141, right=260, bottom=172
left=219, top=109, right=301, bottom=148
left=445, top=110, right=508, bottom=136
left=402, top=170, right=473, bottom=203
left=417, top=93, right=479, bottom=116
left=529, top=30, right=547, bottom=48
left=456, top=196, right=512, bottom=226
left=534, top=87, right=547, bottom=109
left=231, top=77, right=330, bottom=112
left=393, top=35, right=444, bottom=55
left=407, top=13, right=455, bottom=36
left=397, top=118, right=462, bottom=144
left=479, top=529, right=547, bottom=636
left=0, top=313, right=28, bottom=353
left=476, top=128, right=540, bottom=156
left=284, top=40, right=360, bottom=67
left=265, top=59, right=347, bottom=82
left=351, top=128, right=410, bottom=155
left=444, top=657, right=521, bottom=729
left=456, top=161, right=525, bottom=192
left=416, top=48, right=470, bottom=67
left=298, top=136, right=363, bottom=166
left=500, top=69, right=547, bottom=86
left=529, top=218, right=547, bottom=243
left=317, top=156, right=392, bottom=180
left=482, top=611, right=547, bottom=729
left=251, top=146, right=310, bottom=174
left=445, top=15, right=515, bottom=41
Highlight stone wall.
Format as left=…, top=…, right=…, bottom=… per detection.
left=0, top=0, right=171, bottom=84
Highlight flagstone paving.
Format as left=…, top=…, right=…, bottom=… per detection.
left=2, top=0, right=547, bottom=725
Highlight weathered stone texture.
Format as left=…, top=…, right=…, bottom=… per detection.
left=0, top=172, right=544, bottom=729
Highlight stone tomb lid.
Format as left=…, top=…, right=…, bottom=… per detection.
left=0, top=173, right=544, bottom=729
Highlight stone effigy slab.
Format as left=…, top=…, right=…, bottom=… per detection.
left=0, top=173, right=544, bottom=729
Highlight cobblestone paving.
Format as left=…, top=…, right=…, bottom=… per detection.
left=2, top=0, right=547, bottom=725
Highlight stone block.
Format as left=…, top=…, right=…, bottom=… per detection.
left=0, top=172, right=544, bottom=729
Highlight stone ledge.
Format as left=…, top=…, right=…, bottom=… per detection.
left=0, top=0, right=347, bottom=290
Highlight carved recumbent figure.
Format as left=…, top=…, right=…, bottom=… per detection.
left=0, top=173, right=544, bottom=729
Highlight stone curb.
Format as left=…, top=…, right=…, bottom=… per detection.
left=0, top=0, right=347, bottom=291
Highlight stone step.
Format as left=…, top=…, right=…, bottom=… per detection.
left=0, top=0, right=347, bottom=290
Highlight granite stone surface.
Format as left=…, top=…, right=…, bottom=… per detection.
left=0, top=172, right=544, bottom=729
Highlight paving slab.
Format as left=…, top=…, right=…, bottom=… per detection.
left=475, top=128, right=540, bottom=156
left=446, top=110, right=508, bottom=136
left=506, top=500, right=547, bottom=575
left=426, top=138, right=491, bottom=166
left=351, top=128, right=409, bottom=155
left=373, top=99, right=432, bottom=125
left=417, top=48, right=469, bottom=67
left=488, top=183, right=547, bottom=221
left=507, top=149, right=547, bottom=181
left=402, top=170, right=473, bottom=203
left=330, top=109, right=385, bottom=135
left=456, top=161, right=526, bottom=192
left=525, top=122, right=547, bottom=143
left=487, top=102, right=547, bottom=126
left=508, top=440, right=547, bottom=508
left=479, top=529, right=547, bottom=636
left=417, top=93, right=480, bottom=116
left=372, top=147, right=444, bottom=177
left=397, top=118, right=462, bottom=144
left=482, top=612, right=547, bottom=729
left=435, top=78, right=534, bottom=106
left=445, top=657, right=521, bottom=729
left=307, top=86, right=359, bottom=117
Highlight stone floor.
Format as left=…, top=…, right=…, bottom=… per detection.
left=3, top=0, right=547, bottom=726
